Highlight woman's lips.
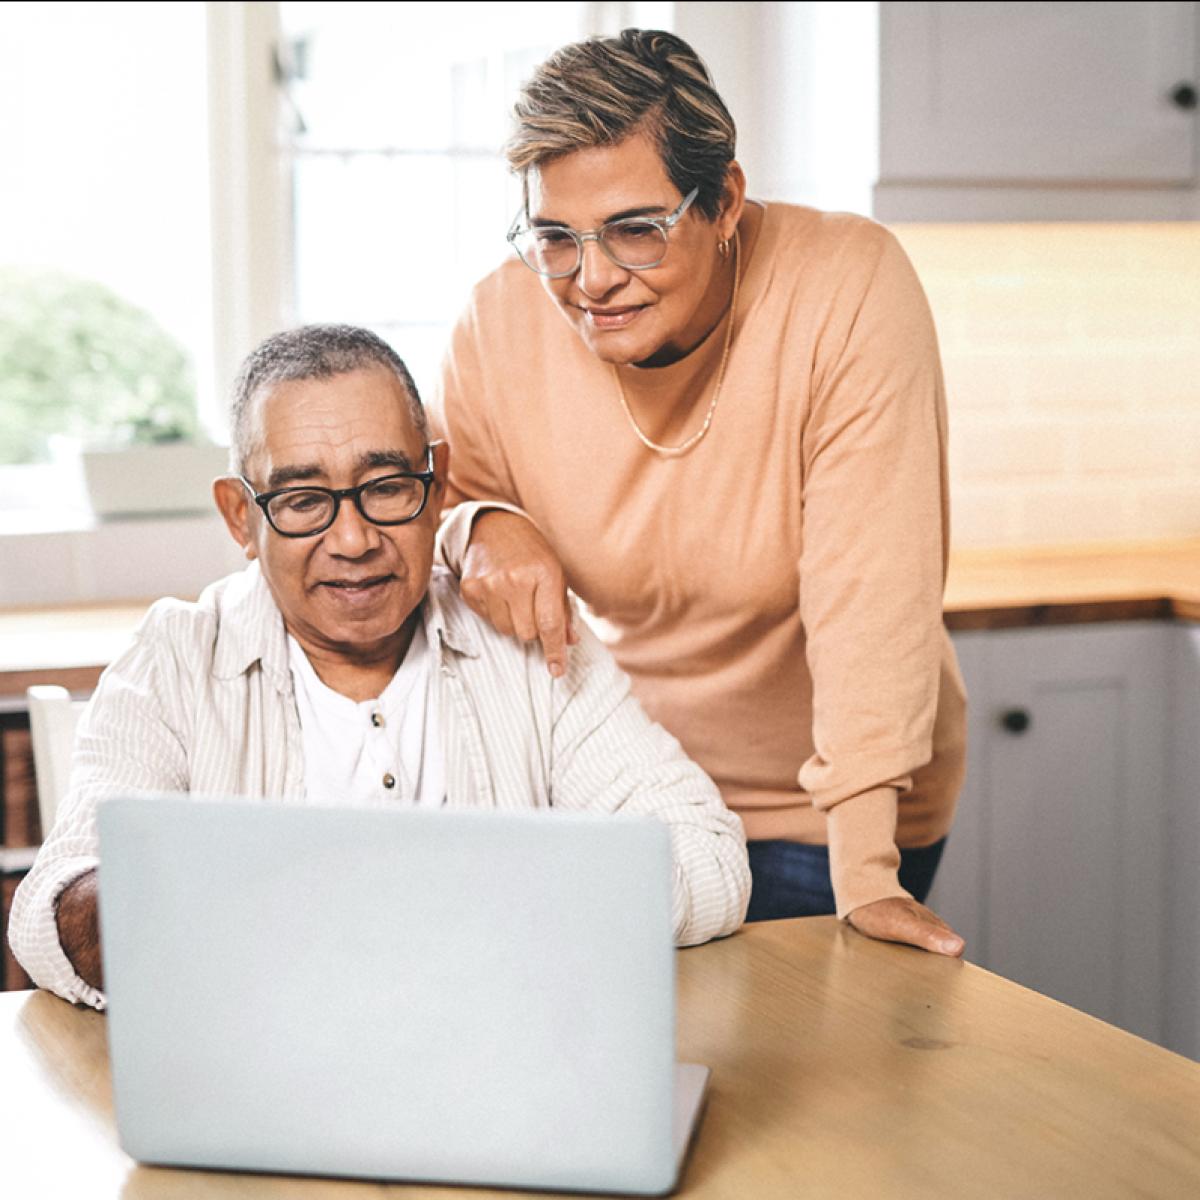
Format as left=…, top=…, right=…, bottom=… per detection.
left=584, top=305, right=644, bottom=330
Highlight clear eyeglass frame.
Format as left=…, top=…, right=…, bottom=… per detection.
left=507, top=186, right=700, bottom=278
left=239, top=445, right=437, bottom=538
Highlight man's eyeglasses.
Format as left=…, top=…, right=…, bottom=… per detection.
left=240, top=446, right=436, bottom=538
left=507, top=186, right=700, bottom=279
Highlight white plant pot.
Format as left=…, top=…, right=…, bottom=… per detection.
left=82, top=443, right=230, bottom=518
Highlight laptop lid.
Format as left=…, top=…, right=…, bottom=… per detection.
left=98, top=796, right=695, bottom=1195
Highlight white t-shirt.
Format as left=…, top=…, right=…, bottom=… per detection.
left=287, top=622, right=445, bottom=809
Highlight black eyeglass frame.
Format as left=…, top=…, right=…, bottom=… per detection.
left=239, top=445, right=438, bottom=539
left=506, top=186, right=701, bottom=279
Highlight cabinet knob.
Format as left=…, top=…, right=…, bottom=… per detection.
left=999, top=708, right=1031, bottom=735
left=1169, top=82, right=1198, bottom=110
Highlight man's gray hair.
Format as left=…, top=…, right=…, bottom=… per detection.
left=229, top=324, right=427, bottom=474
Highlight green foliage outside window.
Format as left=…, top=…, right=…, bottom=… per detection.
left=0, top=268, right=198, bottom=465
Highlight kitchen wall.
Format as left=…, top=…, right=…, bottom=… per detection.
left=687, top=3, right=1199, bottom=553
left=892, top=224, right=1200, bottom=550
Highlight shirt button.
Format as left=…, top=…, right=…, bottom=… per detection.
left=371, top=712, right=384, bottom=728
left=382, top=773, right=396, bottom=789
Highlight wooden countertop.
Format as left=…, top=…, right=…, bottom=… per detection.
left=0, top=540, right=1197, bottom=695
left=4, top=917, right=1200, bottom=1198
left=944, top=537, right=1200, bottom=630
left=0, top=598, right=155, bottom=696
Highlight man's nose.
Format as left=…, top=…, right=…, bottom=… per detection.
left=323, top=497, right=382, bottom=556
left=575, top=236, right=629, bottom=300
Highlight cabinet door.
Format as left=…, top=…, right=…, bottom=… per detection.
left=926, top=637, right=989, bottom=956
left=942, top=624, right=1169, bottom=1045
left=1165, top=622, right=1200, bottom=1059
left=877, top=1, right=1199, bottom=219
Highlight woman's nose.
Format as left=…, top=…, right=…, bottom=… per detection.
left=575, top=236, right=629, bottom=299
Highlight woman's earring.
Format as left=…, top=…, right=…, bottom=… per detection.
left=717, top=238, right=730, bottom=259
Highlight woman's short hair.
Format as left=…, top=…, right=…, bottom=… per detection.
left=506, top=28, right=736, bottom=222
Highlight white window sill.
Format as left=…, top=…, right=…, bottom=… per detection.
left=0, top=505, right=219, bottom=536
left=0, top=508, right=96, bottom=536
left=0, top=509, right=245, bottom=608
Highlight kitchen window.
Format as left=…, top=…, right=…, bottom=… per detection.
left=0, top=0, right=667, bottom=530
left=0, top=1, right=214, bottom=524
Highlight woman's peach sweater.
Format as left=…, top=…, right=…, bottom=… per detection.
left=433, top=203, right=967, bottom=917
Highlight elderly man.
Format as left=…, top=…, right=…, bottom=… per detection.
left=10, top=325, right=750, bottom=1009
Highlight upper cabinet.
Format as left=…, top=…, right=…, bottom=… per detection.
left=874, top=1, right=1200, bottom=221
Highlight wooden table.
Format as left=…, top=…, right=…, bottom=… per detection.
left=3, top=917, right=1199, bottom=1199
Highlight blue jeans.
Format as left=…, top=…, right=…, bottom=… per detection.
left=745, top=837, right=948, bottom=923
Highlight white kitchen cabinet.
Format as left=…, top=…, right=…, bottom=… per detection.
left=934, top=622, right=1173, bottom=1048
left=875, top=1, right=1200, bottom=221
left=1165, top=623, right=1200, bottom=1059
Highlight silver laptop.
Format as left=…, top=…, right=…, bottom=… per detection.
left=97, top=796, right=709, bottom=1195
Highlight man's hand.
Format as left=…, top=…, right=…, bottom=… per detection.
left=846, top=896, right=965, bottom=957
left=461, top=510, right=577, bottom=677
left=55, top=869, right=104, bottom=991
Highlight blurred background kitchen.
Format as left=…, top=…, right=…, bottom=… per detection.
left=1, top=2, right=1198, bottom=1057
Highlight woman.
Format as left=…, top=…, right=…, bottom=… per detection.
left=433, top=29, right=967, bottom=955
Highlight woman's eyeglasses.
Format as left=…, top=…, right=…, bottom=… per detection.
left=507, top=187, right=699, bottom=278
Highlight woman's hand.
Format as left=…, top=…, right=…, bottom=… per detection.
left=846, top=896, right=965, bottom=957
left=461, top=511, right=577, bottom=677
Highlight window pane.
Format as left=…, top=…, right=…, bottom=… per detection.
left=281, top=2, right=588, bottom=150
left=0, top=2, right=212, bottom=472
left=293, top=154, right=513, bottom=326
left=281, top=1, right=592, bottom=399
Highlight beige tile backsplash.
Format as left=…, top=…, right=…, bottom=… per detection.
left=893, top=224, right=1200, bottom=549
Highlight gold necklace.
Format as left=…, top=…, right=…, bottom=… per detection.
left=612, top=230, right=741, bottom=459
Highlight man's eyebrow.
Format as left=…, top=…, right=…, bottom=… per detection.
left=530, top=204, right=670, bottom=228
left=265, top=463, right=323, bottom=489
left=264, top=450, right=419, bottom=490
left=358, top=449, right=420, bottom=472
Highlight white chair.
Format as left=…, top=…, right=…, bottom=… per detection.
left=26, top=685, right=85, bottom=839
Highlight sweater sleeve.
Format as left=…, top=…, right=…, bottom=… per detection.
left=796, top=225, right=951, bottom=917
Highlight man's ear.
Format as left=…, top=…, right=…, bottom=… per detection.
left=428, top=440, right=450, bottom=519
left=213, top=476, right=258, bottom=561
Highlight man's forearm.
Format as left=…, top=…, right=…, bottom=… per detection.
left=55, top=868, right=104, bottom=992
